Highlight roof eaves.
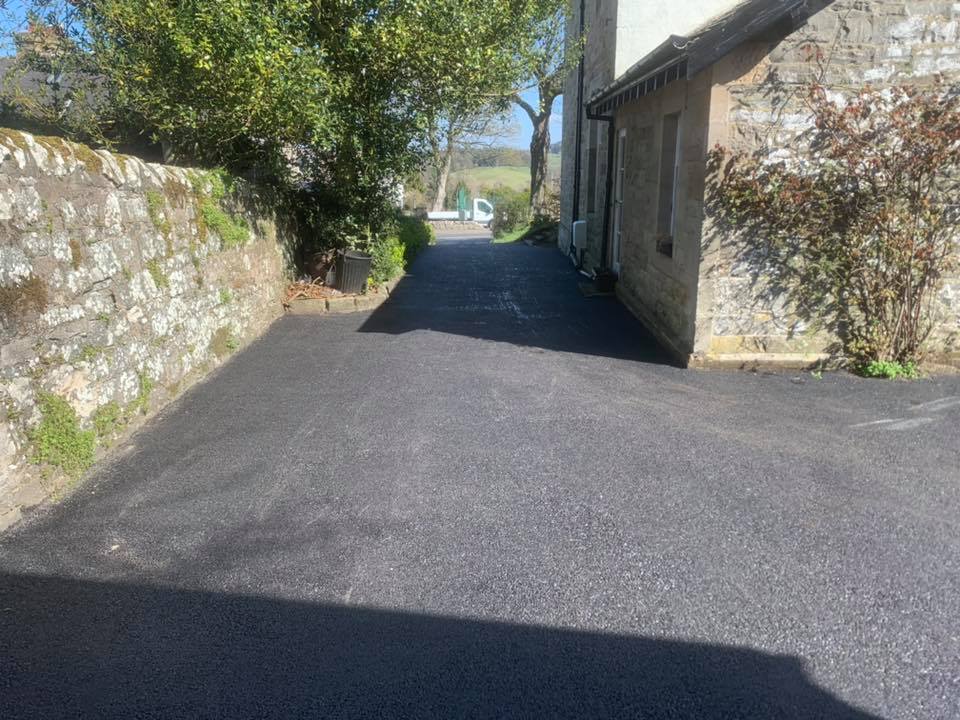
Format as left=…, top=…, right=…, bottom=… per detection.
left=587, top=0, right=815, bottom=114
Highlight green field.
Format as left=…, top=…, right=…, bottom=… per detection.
left=449, top=154, right=561, bottom=196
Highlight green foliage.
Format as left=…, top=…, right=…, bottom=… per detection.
left=76, top=0, right=333, bottom=174
left=710, top=81, right=960, bottom=367
left=132, top=373, right=154, bottom=416
left=146, top=258, right=169, bottom=289
left=218, top=289, right=233, bottom=305
left=488, top=187, right=531, bottom=238
left=368, top=215, right=434, bottom=286
left=92, top=401, right=122, bottom=440
left=190, top=168, right=234, bottom=202
left=859, top=360, right=920, bottom=380
left=199, top=201, right=249, bottom=250
left=210, top=327, right=238, bottom=358
left=29, top=393, right=95, bottom=478
left=77, top=344, right=105, bottom=363
left=370, top=235, right=406, bottom=286
left=68, top=0, right=562, bottom=248
left=146, top=190, right=172, bottom=239
left=9, top=1, right=569, bottom=261
left=396, top=215, right=435, bottom=263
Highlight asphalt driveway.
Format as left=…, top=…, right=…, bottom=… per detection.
left=1, top=231, right=959, bottom=719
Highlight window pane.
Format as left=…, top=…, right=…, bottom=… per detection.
left=656, top=112, right=681, bottom=253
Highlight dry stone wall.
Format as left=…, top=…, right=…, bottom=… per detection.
left=0, top=129, right=294, bottom=529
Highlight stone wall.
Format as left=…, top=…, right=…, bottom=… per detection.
left=0, top=129, right=294, bottom=529
left=697, top=0, right=960, bottom=366
left=613, top=73, right=713, bottom=360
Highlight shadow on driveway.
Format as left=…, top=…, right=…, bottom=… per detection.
left=359, top=236, right=677, bottom=366
left=1, top=571, right=882, bottom=719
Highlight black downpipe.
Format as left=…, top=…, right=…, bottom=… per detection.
left=568, top=0, right=586, bottom=269
left=586, top=107, right=615, bottom=274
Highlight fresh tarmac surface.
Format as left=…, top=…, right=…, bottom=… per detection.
left=1, top=231, right=959, bottom=719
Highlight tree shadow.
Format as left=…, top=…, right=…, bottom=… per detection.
left=0, top=571, right=884, bottom=719
left=358, top=236, right=678, bottom=366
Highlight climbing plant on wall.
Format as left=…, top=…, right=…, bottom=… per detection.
left=709, top=80, right=960, bottom=369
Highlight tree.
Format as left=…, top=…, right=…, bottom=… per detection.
left=709, top=80, right=960, bottom=369
left=6, top=0, right=554, bottom=245
left=0, top=5, right=117, bottom=144
left=424, top=104, right=511, bottom=212
left=509, top=0, right=573, bottom=213
left=66, top=1, right=538, bottom=214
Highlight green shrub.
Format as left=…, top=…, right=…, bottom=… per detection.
left=370, top=234, right=406, bottom=285
left=29, top=393, right=96, bottom=478
left=366, top=216, right=434, bottom=287
left=488, top=187, right=531, bottom=238
left=396, top=215, right=435, bottom=263
left=859, top=360, right=920, bottom=380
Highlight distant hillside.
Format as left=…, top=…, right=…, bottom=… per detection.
left=404, top=146, right=562, bottom=210
left=447, top=153, right=561, bottom=200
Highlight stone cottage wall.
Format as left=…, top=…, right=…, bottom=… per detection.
left=0, top=129, right=293, bottom=529
left=697, top=0, right=960, bottom=366
left=612, top=73, right=713, bottom=361
left=558, top=0, right=618, bottom=268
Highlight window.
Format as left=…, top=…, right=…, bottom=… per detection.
left=586, top=123, right=599, bottom=214
left=656, top=112, right=681, bottom=257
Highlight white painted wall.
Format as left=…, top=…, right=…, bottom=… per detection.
left=614, top=0, right=746, bottom=76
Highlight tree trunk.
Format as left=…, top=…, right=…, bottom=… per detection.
left=430, top=147, right=453, bottom=213
left=529, top=112, right=551, bottom=214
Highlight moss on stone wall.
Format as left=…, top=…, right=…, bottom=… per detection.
left=163, top=178, right=191, bottom=208
left=1, top=128, right=291, bottom=523
left=29, top=393, right=96, bottom=479
left=0, top=276, right=48, bottom=324
left=146, top=190, right=173, bottom=241
left=68, top=142, right=105, bottom=176
left=33, top=135, right=105, bottom=175
left=69, top=239, right=83, bottom=270
left=92, top=401, right=122, bottom=443
left=146, top=258, right=169, bottom=289
left=200, top=202, right=250, bottom=250
left=0, top=128, right=30, bottom=154
left=210, top=327, right=239, bottom=358
left=132, top=374, right=154, bottom=416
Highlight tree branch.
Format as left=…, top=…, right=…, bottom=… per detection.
left=512, top=94, right=538, bottom=123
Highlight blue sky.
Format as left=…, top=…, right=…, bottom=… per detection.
left=506, top=90, right=564, bottom=150
left=0, top=2, right=33, bottom=53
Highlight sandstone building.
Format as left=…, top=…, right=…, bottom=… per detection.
left=559, top=0, right=960, bottom=366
